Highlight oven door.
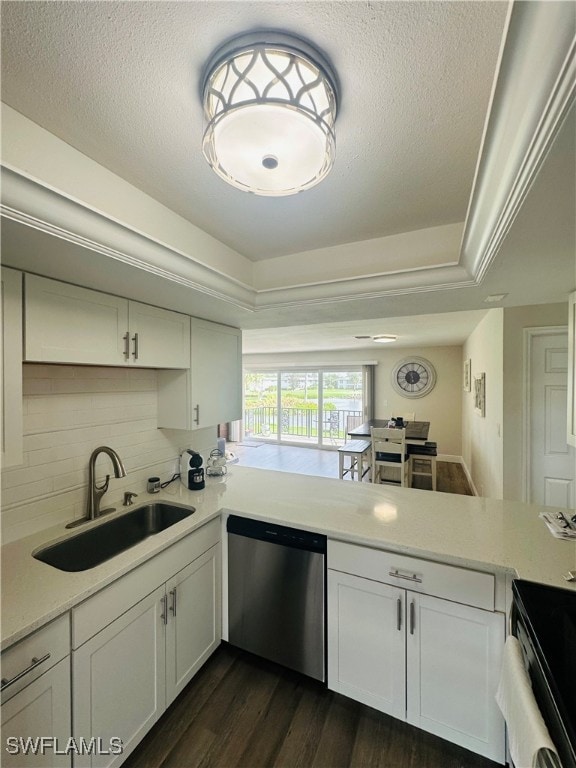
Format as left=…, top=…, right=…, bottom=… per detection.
left=512, top=580, right=576, bottom=768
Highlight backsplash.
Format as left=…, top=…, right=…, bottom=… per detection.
left=1, top=364, right=216, bottom=543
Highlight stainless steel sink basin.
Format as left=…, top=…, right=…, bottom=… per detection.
left=33, top=502, right=195, bottom=572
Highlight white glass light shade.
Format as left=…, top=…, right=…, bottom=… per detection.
left=202, top=35, right=338, bottom=196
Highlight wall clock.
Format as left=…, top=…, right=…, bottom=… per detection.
left=391, top=357, right=437, bottom=398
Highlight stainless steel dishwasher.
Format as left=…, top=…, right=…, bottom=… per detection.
left=227, top=514, right=326, bottom=682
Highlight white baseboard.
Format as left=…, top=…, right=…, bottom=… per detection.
left=458, top=457, right=479, bottom=496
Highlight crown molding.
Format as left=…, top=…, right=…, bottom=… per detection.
left=0, top=165, right=476, bottom=312
left=461, top=0, right=575, bottom=283
left=0, top=166, right=256, bottom=311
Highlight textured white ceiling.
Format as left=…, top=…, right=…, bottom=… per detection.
left=0, top=0, right=507, bottom=260
left=242, top=310, right=490, bottom=354
left=1, top=1, right=574, bottom=355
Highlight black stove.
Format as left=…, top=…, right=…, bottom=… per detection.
left=512, top=580, right=576, bottom=768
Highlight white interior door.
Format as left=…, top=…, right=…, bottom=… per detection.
left=529, top=331, right=576, bottom=508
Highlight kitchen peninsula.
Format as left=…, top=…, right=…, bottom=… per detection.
left=2, top=466, right=575, bottom=767
left=2, top=464, right=575, bottom=649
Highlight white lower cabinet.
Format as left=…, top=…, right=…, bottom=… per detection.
left=327, top=571, right=406, bottom=719
left=1, top=615, right=71, bottom=768
left=73, top=586, right=166, bottom=768
left=72, top=522, right=221, bottom=768
left=165, top=546, right=221, bottom=705
left=1, top=659, right=71, bottom=768
left=327, top=542, right=505, bottom=764
left=405, top=592, right=505, bottom=761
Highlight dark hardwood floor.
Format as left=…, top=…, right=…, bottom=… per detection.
left=123, top=644, right=499, bottom=768
left=229, top=443, right=473, bottom=496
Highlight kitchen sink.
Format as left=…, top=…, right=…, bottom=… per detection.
left=33, top=502, right=196, bottom=572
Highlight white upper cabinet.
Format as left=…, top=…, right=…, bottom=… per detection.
left=24, top=275, right=190, bottom=369
left=568, top=291, right=576, bottom=447
left=25, top=275, right=128, bottom=365
left=128, top=300, right=190, bottom=369
left=1, top=268, right=23, bottom=467
left=190, top=318, right=242, bottom=428
left=158, top=318, right=242, bottom=430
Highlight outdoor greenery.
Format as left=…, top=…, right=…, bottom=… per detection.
left=244, top=393, right=336, bottom=410
left=244, top=370, right=362, bottom=443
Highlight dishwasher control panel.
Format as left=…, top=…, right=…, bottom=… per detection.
left=226, top=514, right=326, bottom=553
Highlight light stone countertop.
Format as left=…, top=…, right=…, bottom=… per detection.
left=2, top=465, right=575, bottom=650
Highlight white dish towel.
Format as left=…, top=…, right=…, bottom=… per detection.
left=496, top=635, right=560, bottom=768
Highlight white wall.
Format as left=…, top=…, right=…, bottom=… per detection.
left=462, top=309, right=504, bottom=498
left=243, top=345, right=463, bottom=458
left=503, top=302, right=568, bottom=501
left=0, top=364, right=216, bottom=543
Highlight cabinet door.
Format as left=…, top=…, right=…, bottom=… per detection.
left=24, top=275, right=128, bottom=366
left=327, top=570, right=405, bottom=719
left=568, top=291, right=576, bottom=447
left=1, top=657, right=71, bottom=768
left=406, top=592, right=505, bottom=763
left=1, top=268, right=23, bottom=467
left=73, top=586, right=166, bottom=768
left=190, top=318, right=242, bottom=428
left=165, top=544, right=221, bottom=706
left=128, top=301, right=190, bottom=369
left=157, top=319, right=242, bottom=430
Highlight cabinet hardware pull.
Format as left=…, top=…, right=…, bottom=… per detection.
left=410, top=600, right=416, bottom=635
left=397, top=597, right=402, bottom=631
left=193, top=404, right=200, bottom=425
left=160, top=594, right=168, bottom=625
left=132, top=333, right=139, bottom=360
left=169, top=588, right=177, bottom=617
left=123, top=332, right=130, bottom=360
left=1, top=653, right=51, bottom=691
left=388, top=569, right=423, bottom=584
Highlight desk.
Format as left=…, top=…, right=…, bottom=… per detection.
left=348, top=419, right=430, bottom=445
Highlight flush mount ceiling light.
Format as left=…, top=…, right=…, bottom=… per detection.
left=372, top=335, right=397, bottom=343
left=201, top=32, right=339, bottom=196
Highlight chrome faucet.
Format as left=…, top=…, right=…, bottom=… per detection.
left=86, top=446, right=127, bottom=520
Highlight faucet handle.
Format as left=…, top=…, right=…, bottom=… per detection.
left=95, top=474, right=111, bottom=494
left=123, top=491, right=138, bottom=507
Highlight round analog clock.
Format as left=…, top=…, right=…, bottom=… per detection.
left=391, top=357, right=436, bottom=398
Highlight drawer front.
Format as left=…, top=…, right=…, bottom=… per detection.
left=1, top=614, right=70, bottom=703
left=328, top=540, right=495, bottom=611
left=72, top=518, right=220, bottom=648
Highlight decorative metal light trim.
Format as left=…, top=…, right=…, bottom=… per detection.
left=201, top=32, right=339, bottom=196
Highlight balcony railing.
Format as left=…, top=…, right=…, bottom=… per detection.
left=244, top=406, right=362, bottom=445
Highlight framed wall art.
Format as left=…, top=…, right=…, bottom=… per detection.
left=463, top=358, right=471, bottom=392
left=474, top=373, right=486, bottom=417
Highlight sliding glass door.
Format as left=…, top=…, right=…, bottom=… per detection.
left=321, top=370, right=363, bottom=445
left=244, top=368, right=363, bottom=447
left=280, top=371, right=319, bottom=444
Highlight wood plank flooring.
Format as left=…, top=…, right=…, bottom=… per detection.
left=228, top=443, right=473, bottom=496
left=123, top=644, right=499, bottom=768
